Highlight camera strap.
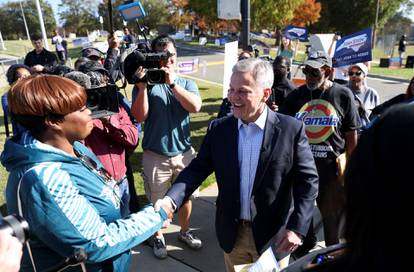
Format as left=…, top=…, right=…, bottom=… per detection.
left=17, top=166, right=38, bottom=272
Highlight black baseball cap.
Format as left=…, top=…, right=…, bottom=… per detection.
left=81, top=47, right=103, bottom=59
left=305, top=50, right=332, bottom=68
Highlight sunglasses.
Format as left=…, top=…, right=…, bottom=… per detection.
left=302, top=67, right=323, bottom=78
left=348, top=71, right=363, bottom=77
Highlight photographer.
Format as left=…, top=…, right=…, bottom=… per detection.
left=1, top=75, right=171, bottom=271
left=131, top=34, right=202, bottom=259
left=0, top=230, right=22, bottom=272
left=78, top=61, right=139, bottom=217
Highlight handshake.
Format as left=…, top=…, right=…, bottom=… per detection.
left=154, top=197, right=176, bottom=228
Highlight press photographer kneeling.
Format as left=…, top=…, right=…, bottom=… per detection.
left=1, top=74, right=172, bottom=272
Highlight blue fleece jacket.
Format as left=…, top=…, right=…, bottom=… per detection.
left=1, top=131, right=167, bottom=271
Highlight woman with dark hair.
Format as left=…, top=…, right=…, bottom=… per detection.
left=1, top=75, right=170, bottom=272
left=2, top=64, right=31, bottom=137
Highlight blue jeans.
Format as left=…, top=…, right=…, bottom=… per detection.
left=118, top=176, right=130, bottom=218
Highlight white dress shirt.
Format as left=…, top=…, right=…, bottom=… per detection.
left=238, top=107, right=267, bottom=220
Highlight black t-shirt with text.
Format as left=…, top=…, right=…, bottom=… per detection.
left=280, top=82, right=360, bottom=163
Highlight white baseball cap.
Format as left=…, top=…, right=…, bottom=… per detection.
left=349, top=63, right=368, bottom=76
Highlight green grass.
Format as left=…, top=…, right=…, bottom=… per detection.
left=0, top=39, right=95, bottom=60
left=0, top=80, right=222, bottom=210
left=370, top=63, right=414, bottom=80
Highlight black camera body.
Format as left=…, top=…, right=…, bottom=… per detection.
left=86, top=84, right=120, bottom=119
left=123, top=50, right=172, bottom=85
left=0, top=214, right=29, bottom=243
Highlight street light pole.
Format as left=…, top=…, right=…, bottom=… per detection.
left=373, top=0, right=380, bottom=48
left=0, top=31, right=6, bottom=50
left=35, top=0, right=49, bottom=50
left=241, top=0, right=250, bottom=51
left=20, top=1, right=31, bottom=41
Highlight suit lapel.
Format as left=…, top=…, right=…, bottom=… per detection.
left=225, top=117, right=241, bottom=197
left=252, top=110, right=280, bottom=195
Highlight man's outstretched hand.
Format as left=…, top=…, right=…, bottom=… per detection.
left=154, top=197, right=175, bottom=228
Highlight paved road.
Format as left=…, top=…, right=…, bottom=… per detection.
left=176, top=45, right=409, bottom=104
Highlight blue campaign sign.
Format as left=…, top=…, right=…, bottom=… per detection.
left=284, top=25, right=308, bottom=41
left=333, top=28, right=372, bottom=67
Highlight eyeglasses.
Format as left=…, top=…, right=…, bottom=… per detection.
left=348, top=71, right=363, bottom=77
left=302, top=67, right=323, bottom=78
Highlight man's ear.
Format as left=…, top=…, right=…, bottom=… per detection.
left=263, top=87, right=272, bottom=102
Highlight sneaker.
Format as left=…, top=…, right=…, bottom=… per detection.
left=178, top=230, right=203, bottom=249
left=153, top=236, right=168, bottom=259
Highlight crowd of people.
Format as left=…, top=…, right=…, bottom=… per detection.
left=0, top=27, right=413, bottom=272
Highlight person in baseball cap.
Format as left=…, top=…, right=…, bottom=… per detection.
left=81, top=47, right=104, bottom=62
left=305, top=50, right=332, bottom=68
left=301, top=50, right=333, bottom=90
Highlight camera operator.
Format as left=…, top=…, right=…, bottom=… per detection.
left=0, top=230, right=23, bottom=272
left=131, top=34, right=202, bottom=259
left=1, top=74, right=171, bottom=271
left=270, top=56, right=296, bottom=111
left=75, top=61, right=139, bottom=217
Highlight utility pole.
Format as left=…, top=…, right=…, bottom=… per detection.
left=241, top=0, right=250, bottom=51
left=35, top=0, right=49, bottom=50
left=0, top=31, right=6, bottom=50
left=20, top=1, right=31, bottom=41
left=373, top=0, right=380, bottom=49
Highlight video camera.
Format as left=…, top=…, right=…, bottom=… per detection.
left=0, top=214, right=29, bottom=243
left=86, top=84, right=120, bottom=119
left=123, top=50, right=173, bottom=85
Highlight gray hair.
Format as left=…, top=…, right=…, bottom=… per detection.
left=232, top=58, right=274, bottom=89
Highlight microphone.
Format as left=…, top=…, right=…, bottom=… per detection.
left=43, top=248, right=88, bottom=272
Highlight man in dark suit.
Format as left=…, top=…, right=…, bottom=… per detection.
left=156, top=58, right=318, bottom=271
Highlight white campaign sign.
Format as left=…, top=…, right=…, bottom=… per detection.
left=218, top=0, right=241, bottom=20
left=223, top=41, right=239, bottom=98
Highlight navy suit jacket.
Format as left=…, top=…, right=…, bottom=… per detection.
left=166, top=109, right=319, bottom=254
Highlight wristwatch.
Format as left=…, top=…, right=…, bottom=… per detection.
left=169, top=83, right=176, bottom=89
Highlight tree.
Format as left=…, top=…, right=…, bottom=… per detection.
left=379, top=11, right=412, bottom=37
left=312, top=0, right=408, bottom=35
left=250, top=0, right=303, bottom=30
left=291, top=0, right=321, bottom=27
left=167, top=0, right=194, bottom=30
left=0, top=0, right=56, bottom=40
left=59, top=0, right=100, bottom=35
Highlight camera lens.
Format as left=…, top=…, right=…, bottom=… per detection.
left=146, top=69, right=165, bottom=84
left=0, top=214, right=30, bottom=243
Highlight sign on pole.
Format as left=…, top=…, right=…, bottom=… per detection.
left=177, top=58, right=199, bottom=74
left=333, top=28, right=372, bottom=67
left=284, top=25, right=308, bottom=41
left=218, top=0, right=241, bottom=20
left=222, top=41, right=239, bottom=98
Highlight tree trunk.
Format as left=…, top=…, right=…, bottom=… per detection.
left=275, top=25, right=282, bottom=48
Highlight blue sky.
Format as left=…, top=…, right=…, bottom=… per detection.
left=0, top=0, right=62, bottom=23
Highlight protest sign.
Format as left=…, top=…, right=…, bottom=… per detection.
left=333, top=28, right=372, bottom=67
left=284, top=25, right=308, bottom=41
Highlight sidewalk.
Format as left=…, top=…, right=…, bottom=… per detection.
left=129, top=183, right=226, bottom=272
